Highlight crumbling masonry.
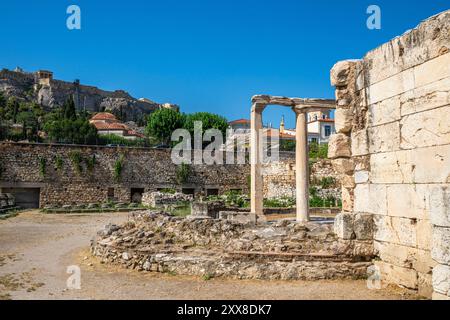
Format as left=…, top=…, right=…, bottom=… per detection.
left=329, top=10, right=450, bottom=299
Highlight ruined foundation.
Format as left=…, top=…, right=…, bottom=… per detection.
left=91, top=211, right=374, bottom=280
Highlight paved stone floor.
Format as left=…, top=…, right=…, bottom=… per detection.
left=0, top=211, right=417, bottom=300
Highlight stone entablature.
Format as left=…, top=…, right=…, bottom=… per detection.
left=329, top=10, right=450, bottom=299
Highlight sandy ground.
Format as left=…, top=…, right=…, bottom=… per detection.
left=0, top=210, right=417, bottom=300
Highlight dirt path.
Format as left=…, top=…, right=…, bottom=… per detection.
left=0, top=211, right=416, bottom=300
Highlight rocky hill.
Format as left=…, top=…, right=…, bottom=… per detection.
left=0, top=67, right=178, bottom=122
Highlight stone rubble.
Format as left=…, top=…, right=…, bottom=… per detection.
left=91, top=210, right=374, bottom=280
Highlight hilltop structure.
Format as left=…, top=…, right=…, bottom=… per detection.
left=0, top=67, right=179, bottom=122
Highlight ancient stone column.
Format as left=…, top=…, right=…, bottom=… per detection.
left=250, top=103, right=265, bottom=217
left=295, top=110, right=309, bottom=222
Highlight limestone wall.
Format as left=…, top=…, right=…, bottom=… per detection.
left=0, top=143, right=338, bottom=207
left=262, top=153, right=339, bottom=200
left=0, top=142, right=249, bottom=207
left=329, top=10, right=450, bottom=299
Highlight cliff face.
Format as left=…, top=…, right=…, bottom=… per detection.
left=0, top=68, right=171, bottom=122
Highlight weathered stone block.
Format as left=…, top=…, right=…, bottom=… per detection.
left=374, top=215, right=417, bottom=247
left=331, top=158, right=354, bottom=175
left=414, top=53, right=450, bottom=88
left=432, top=264, right=450, bottom=296
left=416, top=219, right=433, bottom=251
left=374, top=241, right=414, bottom=269
left=351, top=130, right=369, bottom=156
left=354, top=170, right=369, bottom=184
left=330, top=60, right=355, bottom=87
left=429, top=185, right=450, bottom=227
left=367, top=69, right=415, bottom=105
left=354, top=213, right=373, bottom=240
left=368, top=121, right=401, bottom=153
left=341, top=187, right=354, bottom=212
left=374, top=241, right=435, bottom=273
left=361, top=11, right=450, bottom=86
left=414, top=249, right=436, bottom=275
left=353, top=155, right=370, bottom=171
left=335, top=106, right=353, bottom=133
left=431, top=226, right=450, bottom=265
left=409, top=144, right=450, bottom=184
left=368, top=95, right=402, bottom=126
left=418, top=272, right=433, bottom=298
left=374, top=261, right=418, bottom=290
left=328, top=133, right=351, bottom=159
left=333, top=212, right=355, bottom=240
left=354, top=184, right=387, bottom=215
left=386, top=184, right=427, bottom=220
left=400, top=105, right=450, bottom=149
left=340, top=174, right=355, bottom=188
left=432, top=292, right=450, bottom=300
left=371, top=145, right=450, bottom=184
left=401, top=77, right=450, bottom=116
left=370, top=151, right=411, bottom=184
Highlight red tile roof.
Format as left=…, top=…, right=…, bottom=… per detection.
left=264, top=129, right=295, bottom=140
left=229, top=119, right=250, bottom=125
left=91, top=112, right=118, bottom=122
left=92, top=122, right=129, bottom=131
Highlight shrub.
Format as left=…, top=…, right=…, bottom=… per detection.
left=85, top=155, right=96, bottom=173
left=69, top=151, right=83, bottom=174
left=320, top=176, right=336, bottom=189
left=159, top=188, right=176, bottom=194
left=55, top=155, right=63, bottom=171
left=38, top=157, right=46, bottom=177
left=263, top=196, right=295, bottom=208
left=113, top=154, right=125, bottom=182
left=309, top=142, right=328, bottom=159
left=176, top=162, right=191, bottom=184
left=98, top=134, right=147, bottom=147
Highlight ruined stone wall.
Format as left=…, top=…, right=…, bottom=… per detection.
left=329, top=10, right=450, bottom=299
left=0, top=142, right=249, bottom=207
left=0, top=143, right=337, bottom=207
left=262, top=153, right=339, bottom=200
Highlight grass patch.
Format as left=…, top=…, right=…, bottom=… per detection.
left=202, top=273, right=214, bottom=281
left=170, top=203, right=191, bottom=217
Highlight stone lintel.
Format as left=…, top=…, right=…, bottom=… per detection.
left=252, top=95, right=335, bottom=111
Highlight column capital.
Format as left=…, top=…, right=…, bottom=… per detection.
left=291, top=106, right=307, bottom=114
left=251, top=103, right=266, bottom=113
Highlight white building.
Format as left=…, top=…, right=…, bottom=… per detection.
left=279, top=110, right=335, bottom=144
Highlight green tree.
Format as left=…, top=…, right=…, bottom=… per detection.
left=16, top=111, right=38, bottom=140
left=42, top=98, right=98, bottom=145
left=0, top=92, right=6, bottom=117
left=6, top=97, right=19, bottom=123
left=183, top=112, right=229, bottom=138
left=145, top=108, right=184, bottom=145
left=62, top=95, right=77, bottom=120
left=280, top=140, right=296, bottom=152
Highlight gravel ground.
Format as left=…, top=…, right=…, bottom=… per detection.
left=0, top=211, right=417, bottom=300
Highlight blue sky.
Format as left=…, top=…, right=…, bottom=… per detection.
left=0, top=0, right=448, bottom=128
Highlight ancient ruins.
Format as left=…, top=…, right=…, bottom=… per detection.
left=91, top=10, right=450, bottom=299
left=250, top=95, right=335, bottom=222
left=1, top=9, right=449, bottom=300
